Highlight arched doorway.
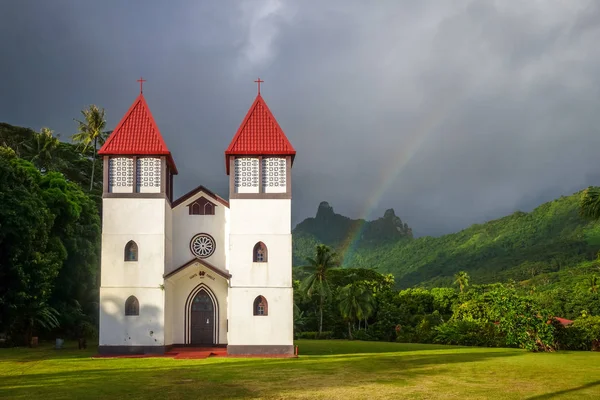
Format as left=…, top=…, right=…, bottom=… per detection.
left=190, top=289, right=215, bottom=345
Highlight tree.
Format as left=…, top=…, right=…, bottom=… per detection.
left=27, top=128, right=61, bottom=172
left=454, top=271, right=470, bottom=293
left=579, top=186, right=600, bottom=221
left=0, top=147, right=101, bottom=344
left=0, top=148, right=63, bottom=343
left=338, top=282, right=374, bottom=339
left=590, top=275, right=598, bottom=294
left=72, top=105, right=107, bottom=191
left=301, top=244, right=339, bottom=335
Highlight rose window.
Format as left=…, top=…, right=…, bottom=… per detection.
left=190, top=233, right=216, bottom=258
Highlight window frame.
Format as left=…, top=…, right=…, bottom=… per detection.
left=253, top=242, right=268, bottom=263
left=253, top=295, right=268, bottom=316
left=125, top=296, right=139, bottom=316
left=124, top=240, right=138, bottom=262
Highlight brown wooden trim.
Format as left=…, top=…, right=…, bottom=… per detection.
left=258, top=155, right=263, bottom=194
left=132, top=156, right=138, bottom=193
left=164, top=257, right=232, bottom=279
left=103, top=157, right=109, bottom=193
left=168, top=171, right=174, bottom=202
left=230, top=192, right=291, bottom=199
left=286, top=155, right=292, bottom=195
left=159, top=157, right=166, bottom=194
left=172, top=185, right=230, bottom=208
left=229, top=157, right=235, bottom=196
left=103, top=193, right=170, bottom=203
left=226, top=345, right=295, bottom=356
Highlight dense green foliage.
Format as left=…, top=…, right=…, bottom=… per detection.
left=0, top=121, right=102, bottom=345
left=293, top=194, right=600, bottom=295
left=294, top=251, right=598, bottom=351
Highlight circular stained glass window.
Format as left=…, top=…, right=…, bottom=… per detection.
left=190, top=233, right=216, bottom=259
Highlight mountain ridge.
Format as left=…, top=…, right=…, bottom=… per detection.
left=292, top=191, right=600, bottom=289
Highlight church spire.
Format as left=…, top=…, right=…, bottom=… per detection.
left=99, top=81, right=178, bottom=173
left=224, top=81, right=295, bottom=175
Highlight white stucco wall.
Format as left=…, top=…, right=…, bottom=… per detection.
left=164, top=262, right=229, bottom=345
left=228, top=197, right=293, bottom=348
left=229, top=234, right=291, bottom=287
left=170, top=191, right=229, bottom=275
left=229, top=199, right=291, bottom=234
left=100, top=197, right=167, bottom=348
left=101, top=198, right=166, bottom=288
left=227, top=287, right=293, bottom=345
left=99, top=287, right=165, bottom=346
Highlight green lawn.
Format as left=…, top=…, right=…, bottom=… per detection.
left=1, top=340, right=600, bottom=399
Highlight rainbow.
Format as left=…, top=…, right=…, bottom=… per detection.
left=338, top=87, right=467, bottom=264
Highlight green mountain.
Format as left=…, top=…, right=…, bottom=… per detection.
left=292, top=192, right=600, bottom=289
left=292, top=201, right=413, bottom=266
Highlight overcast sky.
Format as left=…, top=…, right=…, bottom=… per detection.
left=2, top=0, right=600, bottom=236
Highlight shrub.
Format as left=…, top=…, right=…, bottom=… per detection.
left=434, top=320, right=504, bottom=347
left=297, top=331, right=333, bottom=340
left=560, top=315, right=600, bottom=351
left=352, top=329, right=375, bottom=341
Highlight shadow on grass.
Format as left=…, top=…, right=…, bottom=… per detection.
left=0, top=341, right=98, bottom=363
left=0, top=350, right=520, bottom=399
left=295, top=339, right=471, bottom=355
left=525, top=380, right=600, bottom=399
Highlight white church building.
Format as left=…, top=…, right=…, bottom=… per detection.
left=97, top=82, right=296, bottom=356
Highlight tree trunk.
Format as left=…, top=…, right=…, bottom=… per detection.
left=348, top=322, right=353, bottom=340
left=318, top=295, right=323, bottom=335
left=89, top=137, right=96, bottom=192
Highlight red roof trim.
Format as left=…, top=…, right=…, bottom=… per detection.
left=164, top=257, right=231, bottom=279
left=224, top=94, right=296, bottom=174
left=171, top=185, right=229, bottom=208
left=99, top=94, right=178, bottom=174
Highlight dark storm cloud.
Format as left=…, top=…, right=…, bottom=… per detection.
left=2, top=0, right=600, bottom=236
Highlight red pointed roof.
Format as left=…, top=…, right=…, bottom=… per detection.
left=99, top=93, right=178, bottom=174
left=225, top=94, right=295, bottom=174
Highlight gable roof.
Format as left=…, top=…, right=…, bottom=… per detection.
left=164, top=257, right=232, bottom=280
left=98, top=93, right=178, bottom=174
left=171, top=185, right=229, bottom=208
left=224, top=94, right=295, bottom=174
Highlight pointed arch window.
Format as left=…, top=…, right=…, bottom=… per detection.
left=124, top=241, right=138, bottom=261
left=188, top=197, right=216, bottom=215
left=125, top=296, right=139, bottom=316
left=253, top=296, right=268, bottom=316
left=253, top=242, right=267, bottom=262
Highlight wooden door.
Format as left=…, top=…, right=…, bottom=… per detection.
left=190, top=290, right=214, bottom=345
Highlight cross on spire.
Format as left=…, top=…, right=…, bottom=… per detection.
left=137, top=77, right=147, bottom=94
left=254, top=78, right=264, bottom=95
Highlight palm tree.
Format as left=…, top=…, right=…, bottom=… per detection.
left=28, top=127, right=61, bottom=172
left=590, top=275, right=598, bottom=294
left=338, top=282, right=374, bottom=339
left=72, top=105, right=107, bottom=191
left=454, top=271, right=470, bottom=293
left=300, top=244, right=339, bottom=335
left=579, top=186, right=600, bottom=221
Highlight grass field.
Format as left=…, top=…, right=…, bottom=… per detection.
left=1, top=340, right=600, bottom=399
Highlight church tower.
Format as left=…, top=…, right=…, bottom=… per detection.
left=225, top=80, right=296, bottom=355
left=97, top=82, right=177, bottom=354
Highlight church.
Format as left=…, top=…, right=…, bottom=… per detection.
left=97, top=80, right=296, bottom=356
